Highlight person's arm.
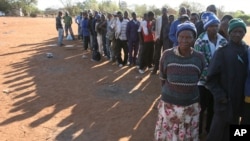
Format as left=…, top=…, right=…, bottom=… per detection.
left=155, top=17, right=161, bottom=42
left=142, top=21, right=149, bottom=35
left=159, top=51, right=167, bottom=87
left=194, top=38, right=209, bottom=85
left=168, top=21, right=178, bottom=45
left=126, top=22, right=130, bottom=40
left=206, top=48, right=228, bottom=104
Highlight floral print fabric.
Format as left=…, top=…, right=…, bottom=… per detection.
left=154, top=100, right=200, bottom=141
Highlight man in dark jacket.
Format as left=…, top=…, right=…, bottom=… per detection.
left=126, top=12, right=140, bottom=66
left=206, top=18, right=248, bottom=141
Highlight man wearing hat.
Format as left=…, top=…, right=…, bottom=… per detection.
left=206, top=18, right=248, bottom=141
left=154, top=21, right=206, bottom=141
left=194, top=11, right=228, bottom=136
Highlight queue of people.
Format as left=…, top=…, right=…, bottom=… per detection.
left=55, top=5, right=250, bottom=140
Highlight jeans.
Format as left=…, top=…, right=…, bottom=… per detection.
left=58, top=28, right=64, bottom=46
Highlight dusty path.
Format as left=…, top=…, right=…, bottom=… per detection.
left=0, top=17, right=160, bottom=141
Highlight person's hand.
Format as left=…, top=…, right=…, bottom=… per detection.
left=156, top=38, right=160, bottom=43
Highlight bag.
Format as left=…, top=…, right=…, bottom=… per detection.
left=66, top=34, right=73, bottom=40
left=92, top=50, right=101, bottom=61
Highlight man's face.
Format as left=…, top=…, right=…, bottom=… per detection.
left=207, top=24, right=219, bottom=35
left=162, top=8, right=167, bottom=16
left=229, top=27, right=246, bottom=43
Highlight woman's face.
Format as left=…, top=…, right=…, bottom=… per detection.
left=178, top=30, right=195, bottom=49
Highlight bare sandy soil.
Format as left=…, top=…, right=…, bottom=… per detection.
left=1, top=17, right=250, bottom=141
left=0, top=17, right=161, bottom=141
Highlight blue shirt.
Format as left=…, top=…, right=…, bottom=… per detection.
left=168, top=19, right=181, bottom=47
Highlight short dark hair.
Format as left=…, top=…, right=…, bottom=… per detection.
left=221, top=15, right=233, bottom=21
left=147, top=11, right=154, bottom=17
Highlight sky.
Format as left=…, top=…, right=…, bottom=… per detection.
left=37, top=0, right=250, bottom=14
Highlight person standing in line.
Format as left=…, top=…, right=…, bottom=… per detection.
left=195, top=4, right=217, bottom=37
left=138, top=11, right=155, bottom=74
left=152, top=7, right=169, bottom=75
left=168, top=7, right=187, bottom=47
left=206, top=18, right=248, bottom=141
left=87, top=12, right=94, bottom=51
left=165, top=14, right=175, bottom=48
left=99, top=14, right=108, bottom=57
left=137, top=13, right=147, bottom=68
left=190, top=12, right=200, bottom=25
left=126, top=12, right=140, bottom=66
left=56, top=11, right=64, bottom=47
left=109, top=12, right=118, bottom=62
left=124, top=11, right=130, bottom=21
left=81, top=11, right=90, bottom=51
left=75, top=12, right=83, bottom=40
left=63, top=11, right=75, bottom=40
left=95, top=13, right=103, bottom=55
left=194, top=12, right=228, bottom=137
left=115, top=11, right=129, bottom=67
left=154, top=21, right=206, bottom=141
left=105, top=13, right=114, bottom=60
left=218, top=15, right=233, bottom=41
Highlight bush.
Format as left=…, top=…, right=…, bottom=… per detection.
left=30, top=13, right=37, bottom=17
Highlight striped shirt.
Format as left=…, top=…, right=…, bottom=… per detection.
left=160, top=47, right=206, bottom=106
left=116, top=18, right=129, bottom=40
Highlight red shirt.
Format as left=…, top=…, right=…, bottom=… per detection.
left=142, top=21, right=154, bottom=42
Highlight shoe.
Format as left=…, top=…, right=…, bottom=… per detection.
left=148, top=67, right=153, bottom=71
left=118, top=64, right=123, bottom=67
left=151, top=70, right=157, bottom=75
left=139, top=69, right=145, bottom=74
left=59, top=43, right=65, bottom=47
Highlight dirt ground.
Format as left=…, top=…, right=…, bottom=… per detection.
left=1, top=17, right=250, bottom=141
left=0, top=17, right=161, bottom=141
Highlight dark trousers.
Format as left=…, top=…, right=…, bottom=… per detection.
left=153, top=40, right=163, bottom=71
left=241, top=102, right=250, bottom=124
left=139, top=41, right=154, bottom=70
left=207, top=109, right=240, bottom=141
left=206, top=111, right=230, bottom=141
left=102, top=33, right=107, bottom=56
left=128, top=40, right=139, bottom=65
left=199, top=85, right=214, bottom=134
left=116, top=39, right=128, bottom=65
left=77, top=24, right=82, bottom=39
left=83, top=36, right=90, bottom=50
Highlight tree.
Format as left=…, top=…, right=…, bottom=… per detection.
left=179, top=1, right=204, bottom=14
left=0, top=0, right=11, bottom=13
left=98, top=0, right=119, bottom=13
left=134, top=4, right=147, bottom=18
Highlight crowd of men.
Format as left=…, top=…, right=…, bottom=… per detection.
left=55, top=4, right=250, bottom=141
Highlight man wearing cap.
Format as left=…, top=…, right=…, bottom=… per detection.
left=154, top=21, right=205, bottom=141
left=194, top=11, right=228, bottom=136
left=206, top=18, right=249, bottom=141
